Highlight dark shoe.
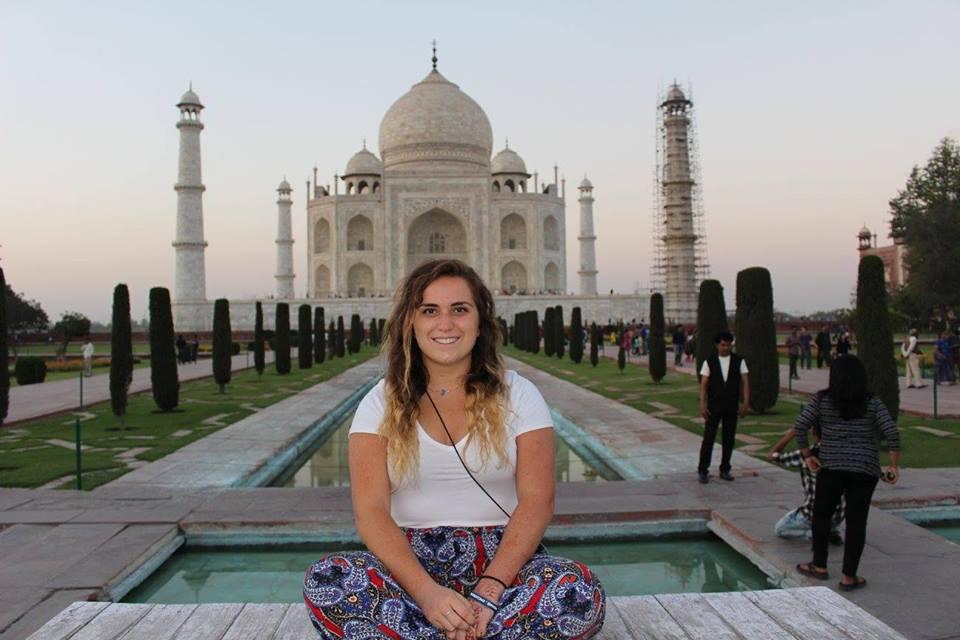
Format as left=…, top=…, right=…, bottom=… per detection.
left=719, top=471, right=735, bottom=481
left=838, top=577, right=867, bottom=591
left=907, top=385, right=916, bottom=389
left=829, top=532, right=844, bottom=546
left=796, top=563, right=829, bottom=581
left=698, top=471, right=709, bottom=484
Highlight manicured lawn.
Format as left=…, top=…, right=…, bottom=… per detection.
left=504, top=346, right=960, bottom=469
left=8, top=360, right=151, bottom=387
left=0, top=347, right=377, bottom=490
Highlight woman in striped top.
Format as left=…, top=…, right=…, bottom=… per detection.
left=794, top=355, right=901, bottom=591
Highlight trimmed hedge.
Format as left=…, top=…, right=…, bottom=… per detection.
left=298, top=305, right=313, bottom=369
left=695, top=280, right=729, bottom=380
left=14, top=356, right=47, bottom=385
left=148, top=287, right=179, bottom=411
left=254, top=301, right=265, bottom=377
left=212, top=298, right=232, bottom=392
left=275, top=303, right=291, bottom=374
left=0, top=268, right=8, bottom=423
left=648, top=293, right=666, bottom=383
left=314, top=307, right=325, bottom=364
left=734, top=267, right=779, bottom=412
left=856, top=256, right=900, bottom=418
left=569, top=307, right=584, bottom=364
left=110, top=284, right=133, bottom=427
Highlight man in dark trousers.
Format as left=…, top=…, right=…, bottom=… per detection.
left=698, top=331, right=750, bottom=483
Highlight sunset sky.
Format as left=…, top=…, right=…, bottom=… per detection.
left=2, top=1, right=957, bottom=322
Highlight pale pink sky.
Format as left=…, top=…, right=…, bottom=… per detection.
left=2, top=1, right=957, bottom=322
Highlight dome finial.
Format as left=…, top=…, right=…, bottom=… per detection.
left=362, top=137, right=367, bottom=150
left=505, top=137, right=509, bottom=150
left=431, top=39, right=438, bottom=70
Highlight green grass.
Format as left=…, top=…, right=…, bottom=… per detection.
left=0, top=347, right=377, bottom=490
left=504, top=346, right=960, bottom=469
left=8, top=360, right=152, bottom=387
left=10, top=343, right=152, bottom=356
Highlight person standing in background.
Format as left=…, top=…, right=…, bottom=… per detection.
left=901, top=329, right=923, bottom=389
left=815, top=325, right=832, bottom=368
left=80, top=337, right=95, bottom=377
left=799, top=326, right=813, bottom=370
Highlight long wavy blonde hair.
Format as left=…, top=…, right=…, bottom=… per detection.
left=380, top=259, right=508, bottom=482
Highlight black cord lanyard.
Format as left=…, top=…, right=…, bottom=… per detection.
left=424, top=390, right=512, bottom=520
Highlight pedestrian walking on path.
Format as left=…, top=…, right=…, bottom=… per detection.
left=800, top=326, right=813, bottom=370
left=786, top=326, right=801, bottom=380
left=815, top=325, right=832, bottom=369
left=901, top=329, right=924, bottom=389
left=936, top=330, right=956, bottom=385
left=80, top=337, right=95, bottom=377
left=697, top=331, right=750, bottom=483
left=795, top=355, right=901, bottom=592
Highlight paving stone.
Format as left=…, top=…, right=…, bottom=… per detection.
left=0, top=588, right=98, bottom=639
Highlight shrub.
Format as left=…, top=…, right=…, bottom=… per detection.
left=695, top=280, right=729, bottom=380
left=275, top=303, right=291, bottom=374
left=336, top=316, right=346, bottom=358
left=529, top=310, right=540, bottom=354
left=856, top=256, right=900, bottom=418
left=648, top=293, right=666, bottom=383
left=327, top=320, right=336, bottom=360
left=589, top=323, right=599, bottom=367
left=298, top=304, right=313, bottom=369
left=212, top=298, right=232, bottom=393
left=254, top=301, right=265, bottom=377
left=349, top=314, right=362, bottom=354
left=554, top=306, right=564, bottom=359
left=231, top=342, right=241, bottom=356
left=543, top=307, right=555, bottom=356
left=148, top=287, right=179, bottom=411
left=617, top=331, right=626, bottom=373
left=734, top=268, right=779, bottom=412
left=15, top=356, right=47, bottom=385
left=0, top=268, right=8, bottom=424
left=570, top=307, right=584, bottom=364
left=110, top=284, right=133, bottom=428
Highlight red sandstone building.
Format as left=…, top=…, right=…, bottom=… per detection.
left=857, top=225, right=908, bottom=289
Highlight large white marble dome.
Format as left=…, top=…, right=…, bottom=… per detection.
left=378, top=69, right=493, bottom=170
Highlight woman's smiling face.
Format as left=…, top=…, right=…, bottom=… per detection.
left=412, top=276, right=480, bottom=371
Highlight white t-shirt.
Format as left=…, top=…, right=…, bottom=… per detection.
left=699, top=355, right=749, bottom=382
left=349, top=370, right=553, bottom=528
left=81, top=343, right=95, bottom=359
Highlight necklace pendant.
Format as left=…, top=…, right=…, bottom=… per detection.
left=439, top=388, right=448, bottom=397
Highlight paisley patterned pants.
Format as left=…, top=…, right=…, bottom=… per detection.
left=303, top=526, right=606, bottom=639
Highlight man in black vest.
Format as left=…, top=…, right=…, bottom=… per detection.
left=698, top=331, right=750, bottom=483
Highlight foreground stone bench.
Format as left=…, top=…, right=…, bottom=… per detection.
left=26, top=587, right=907, bottom=639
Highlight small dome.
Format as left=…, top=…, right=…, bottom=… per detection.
left=859, top=225, right=871, bottom=237
left=491, top=146, right=528, bottom=175
left=344, top=148, right=383, bottom=176
left=379, top=69, right=493, bottom=170
left=665, top=84, right=686, bottom=102
left=579, top=176, right=593, bottom=189
left=178, top=87, right=203, bottom=108
left=277, top=179, right=291, bottom=192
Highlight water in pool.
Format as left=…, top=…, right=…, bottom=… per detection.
left=929, top=525, right=960, bottom=544
left=123, top=537, right=771, bottom=604
left=273, top=413, right=617, bottom=487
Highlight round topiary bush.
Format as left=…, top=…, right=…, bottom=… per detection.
left=15, top=357, right=47, bottom=385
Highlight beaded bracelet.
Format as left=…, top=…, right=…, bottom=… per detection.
left=478, top=574, right=509, bottom=590
left=468, top=591, right=500, bottom=614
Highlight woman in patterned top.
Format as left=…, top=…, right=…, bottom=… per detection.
left=794, top=355, right=901, bottom=591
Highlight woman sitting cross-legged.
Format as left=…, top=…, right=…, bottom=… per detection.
left=303, top=259, right=606, bottom=639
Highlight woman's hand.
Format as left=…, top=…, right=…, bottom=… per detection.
left=471, top=578, right=505, bottom=638
left=882, top=466, right=900, bottom=485
left=804, top=455, right=821, bottom=473
left=418, top=583, right=476, bottom=639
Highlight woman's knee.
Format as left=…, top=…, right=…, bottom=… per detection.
left=303, top=551, right=384, bottom=595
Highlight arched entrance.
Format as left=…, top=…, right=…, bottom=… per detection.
left=544, top=262, right=560, bottom=292
left=314, top=265, right=330, bottom=297
left=501, top=261, right=527, bottom=293
left=407, top=209, right=468, bottom=269
left=347, top=263, right=374, bottom=297
left=500, top=213, right=527, bottom=250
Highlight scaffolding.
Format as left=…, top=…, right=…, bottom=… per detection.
left=650, top=83, right=710, bottom=300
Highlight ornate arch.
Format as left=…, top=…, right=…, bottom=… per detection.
left=543, top=215, right=560, bottom=251
left=501, top=260, right=527, bottom=293
left=314, top=219, right=330, bottom=253
left=347, top=263, right=374, bottom=297
left=407, top=208, right=467, bottom=268
left=500, top=213, right=527, bottom=250
left=544, top=262, right=560, bottom=292
left=314, top=265, right=331, bottom=297
left=346, top=214, right=373, bottom=251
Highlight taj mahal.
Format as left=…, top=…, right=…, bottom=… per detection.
left=170, top=51, right=684, bottom=331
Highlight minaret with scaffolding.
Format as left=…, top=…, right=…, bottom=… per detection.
left=652, top=82, right=710, bottom=324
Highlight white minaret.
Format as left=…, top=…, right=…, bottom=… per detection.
left=660, top=83, right=698, bottom=323
left=577, top=176, right=598, bottom=295
left=173, top=86, right=208, bottom=308
left=275, top=179, right=295, bottom=299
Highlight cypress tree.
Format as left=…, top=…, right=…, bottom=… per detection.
left=855, top=256, right=900, bottom=418
left=327, top=320, right=336, bottom=359
left=254, top=301, right=265, bottom=377
left=378, top=319, right=386, bottom=345
left=499, top=317, right=508, bottom=346
left=649, top=293, right=667, bottom=383
left=589, top=323, right=599, bottom=367
left=695, top=280, right=729, bottom=380
left=554, top=305, right=565, bottom=359
left=0, top=268, right=9, bottom=426
left=735, top=267, right=779, bottom=412
left=314, top=307, right=325, bottom=364
left=212, top=298, right=232, bottom=393
left=336, top=316, right=346, bottom=358
left=351, top=314, right=363, bottom=353
left=275, top=303, right=291, bottom=374
left=298, top=304, right=313, bottom=369
left=570, top=307, right=584, bottom=364
left=110, top=284, right=133, bottom=428
left=148, top=287, right=179, bottom=410
left=513, top=313, right=521, bottom=349
left=544, top=307, right=556, bottom=356
left=530, top=310, right=540, bottom=354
